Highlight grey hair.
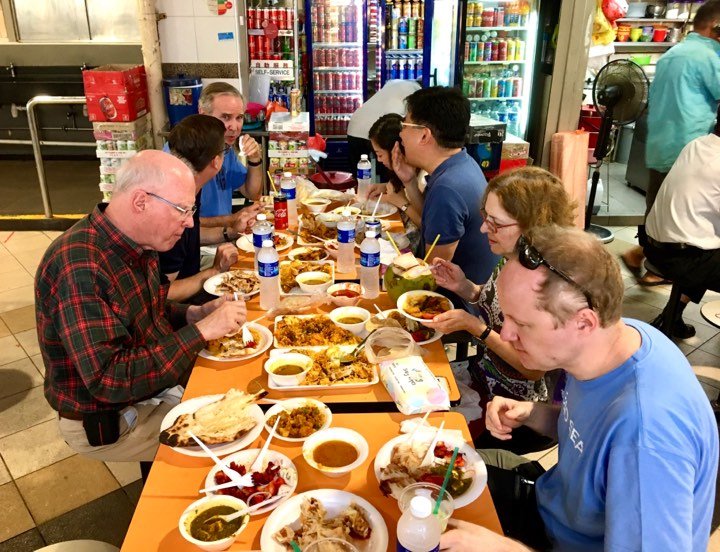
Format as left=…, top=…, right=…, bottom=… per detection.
left=114, top=156, right=170, bottom=194
left=198, top=82, right=244, bottom=113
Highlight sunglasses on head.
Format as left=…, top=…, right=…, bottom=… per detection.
left=515, top=235, right=594, bottom=310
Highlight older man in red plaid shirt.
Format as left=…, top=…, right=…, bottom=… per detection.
left=35, top=150, right=247, bottom=462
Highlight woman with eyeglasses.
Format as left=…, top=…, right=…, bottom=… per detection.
left=424, top=166, right=576, bottom=452
left=367, top=113, right=425, bottom=255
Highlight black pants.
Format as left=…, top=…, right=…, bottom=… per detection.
left=644, top=242, right=720, bottom=304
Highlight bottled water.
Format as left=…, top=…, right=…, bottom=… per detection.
left=336, top=209, right=356, bottom=274
left=507, top=101, right=520, bottom=136
left=396, top=496, right=442, bottom=552
left=252, top=213, right=274, bottom=271
left=356, top=154, right=372, bottom=202
left=360, top=230, right=380, bottom=299
left=279, top=172, right=298, bottom=227
left=257, top=239, right=280, bottom=310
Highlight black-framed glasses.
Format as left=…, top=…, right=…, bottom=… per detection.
left=516, top=235, right=594, bottom=310
left=480, top=208, right=520, bottom=233
left=144, top=190, right=197, bottom=220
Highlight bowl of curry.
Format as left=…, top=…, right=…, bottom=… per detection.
left=302, top=427, right=369, bottom=478
left=179, top=495, right=250, bottom=551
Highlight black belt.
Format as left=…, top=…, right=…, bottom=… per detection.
left=58, top=411, right=84, bottom=421
left=647, top=236, right=690, bottom=250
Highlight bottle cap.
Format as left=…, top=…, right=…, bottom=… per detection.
left=283, top=171, right=293, bottom=178
left=257, top=213, right=267, bottom=222
left=409, top=496, right=432, bottom=518
left=360, top=154, right=369, bottom=160
left=261, top=239, right=274, bottom=248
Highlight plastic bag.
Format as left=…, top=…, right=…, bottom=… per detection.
left=592, top=4, right=616, bottom=45
left=601, top=0, right=627, bottom=23
left=365, top=327, right=424, bottom=364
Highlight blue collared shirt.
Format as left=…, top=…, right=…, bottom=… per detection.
left=646, top=33, right=720, bottom=172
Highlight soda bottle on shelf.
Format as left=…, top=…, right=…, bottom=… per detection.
left=360, top=230, right=380, bottom=299
left=280, top=172, right=298, bottom=227
left=396, top=496, right=441, bottom=552
left=336, top=210, right=356, bottom=273
left=252, top=213, right=274, bottom=271
left=357, top=154, right=373, bottom=201
left=507, top=102, right=520, bottom=136
left=258, top=239, right=280, bottom=310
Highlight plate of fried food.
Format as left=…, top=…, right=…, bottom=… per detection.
left=297, top=216, right=337, bottom=246
left=261, top=490, right=388, bottom=552
left=366, top=309, right=442, bottom=346
left=350, top=202, right=398, bottom=219
left=203, top=269, right=260, bottom=298
left=264, top=398, right=333, bottom=442
left=274, top=315, right=360, bottom=348
left=199, top=322, right=272, bottom=362
left=159, top=388, right=265, bottom=458
left=374, top=433, right=487, bottom=509
left=287, top=246, right=330, bottom=262
left=267, top=347, right=378, bottom=390
left=396, top=290, right=454, bottom=323
left=236, top=232, right=294, bottom=254
left=203, top=448, right=298, bottom=515
left=279, top=260, right=335, bottom=295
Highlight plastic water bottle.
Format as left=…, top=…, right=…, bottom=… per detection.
left=507, top=101, right=520, bottom=136
left=252, top=213, right=274, bottom=271
left=279, top=172, right=298, bottom=228
left=257, top=239, right=280, bottom=310
left=360, top=230, right=380, bottom=299
left=356, top=154, right=372, bottom=202
left=337, top=209, right=356, bottom=274
left=397, top=496, right=442, bottom=552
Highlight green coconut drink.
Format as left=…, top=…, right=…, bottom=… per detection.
left=384, top=252, right=437, bottom=303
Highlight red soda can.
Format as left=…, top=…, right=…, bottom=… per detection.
left=286, top=8, right=294, bottom=28
left=264, top=35, right=273, bottom=55
left=332, top=72, right=341, bottom=90
left=338, top=48, right=345, bottom=67
left=261, top=8, right=271, bottom=26
left=498, top=39, right=507, bottom=61
left=270, top=7, right=278, bottom=25
left=272, top=53, right=281, bottom=60
left=491, top=40, right=499, bottom=61
left=342, top=95, right=351, bottom=112
left=353, top=96, right=362, bottom=110
left=513, top=77, right=522, bottom=97
left=316, top=48, right=325, bottom=66
left=248, top=35, right=258, bottom=60
left=330, top=48, right=338, bottom=66
left=313, top=73, right=321, bottom=90
left=277, top=8, right=286, bottom=29
left=248, top=7, right=256, bottom=29
left=354, top=73, right=361, bottom=89
left=273, top=194, right=289, bottom=230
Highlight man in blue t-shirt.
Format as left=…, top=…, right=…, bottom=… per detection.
left=440, top=226, right=718, bottom=552
left=197, top=82, right=264, bottom=226
left=161, top=115, right=259, bottom=302
left=395, top=86, right=498, bottom=289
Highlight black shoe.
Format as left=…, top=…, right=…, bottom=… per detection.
left=650, top=313, right=696, bottom=339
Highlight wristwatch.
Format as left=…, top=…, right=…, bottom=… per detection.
left=222, top=227, right=232, bottom=242
left=247, top=158, right=262, bottom=167
left=478, top=324, right=492, bottom=342
left=400, top=202, right=410, bottom=213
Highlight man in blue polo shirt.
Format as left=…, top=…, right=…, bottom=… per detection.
left=197, top=82, right=264, bottom=227
left=397, top=86, right=498, bottom=293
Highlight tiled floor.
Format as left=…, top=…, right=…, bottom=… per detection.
left=0, top=228, right=718, bottom=550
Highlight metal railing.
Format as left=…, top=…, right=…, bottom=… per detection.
left=0, top=95, right=95, bottom=218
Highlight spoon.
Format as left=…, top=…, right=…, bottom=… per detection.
left=249, top=416, right=281, bottom=472
left=339, top=328, right=377, bottom=365
left=201, top=492, right=289, bottom=524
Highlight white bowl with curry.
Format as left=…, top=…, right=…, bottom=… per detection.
left=302, top=427, right=369, bottom=478
left=329, top=306, right=371, bottom=335
left=179, top=495, right=250, bottom=551
left=295, top=271, right=333, bottom=294
left=264, top=353, right=312, bottom=387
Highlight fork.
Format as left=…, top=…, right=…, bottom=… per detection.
left=420, top=421, right=446, bottom=467
left=233, top=292, right=254, bottom=347
left=188, top=431, right=254, bottom=488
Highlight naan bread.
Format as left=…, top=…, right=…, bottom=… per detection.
left=159, top=388, right=263, bottom=447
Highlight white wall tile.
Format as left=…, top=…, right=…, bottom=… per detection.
left=156, top=0, right=194, bottom=17
left=192, top=0, right=238, bottom=17
left=159, top=17, right=198, bottom=63
left=194, top=17, right=239, bottom=63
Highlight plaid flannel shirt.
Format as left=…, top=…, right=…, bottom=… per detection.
left=35, top=205, right=206, bottom=414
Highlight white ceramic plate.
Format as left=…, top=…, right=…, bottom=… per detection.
left=287, top=246, right=330, bottom=262
left=198, top=323, right=273, bottom=362
left=396, top=290, right=455, bottom=324
left=372, top=309, right=443, bottom=346
left=263, top=398, right=333, bottom=442
left=260, top=489, right=389, bottom=552
left=160, top=395, right=265, bottom=458
left=350, top=202, right=398, bottom=218
left=203, top=448, right=298, bottom=515
left=202, top=269, right=260, bottom=298
left=236, top=231, right=294, bottom=254
left=373, top=433, right=487, bottom=509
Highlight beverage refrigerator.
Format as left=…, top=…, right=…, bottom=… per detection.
left=455, top=0, right=539, bottom=138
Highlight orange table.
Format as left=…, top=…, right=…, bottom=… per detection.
left=121, top=411, right=501, bottom=550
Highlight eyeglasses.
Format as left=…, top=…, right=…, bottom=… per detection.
left=400, top=121, right=427, bottom=130
left=515, top=235, right=594, bottom=310
left=144, top=191, right=197, bottom=220
left=480, top=209, right=519, bottom=233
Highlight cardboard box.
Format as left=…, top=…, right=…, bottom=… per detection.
left=501, top=133, right=530, bottom=160
left=86, top=88, right=149, bottom=122
left=92, top=114, right=152, bottom=140
left=267, top=111, right=309, bottom=132
left=82, top=65, right=147, bottom=94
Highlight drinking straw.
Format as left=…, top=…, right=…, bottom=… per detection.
left=290, top=542, right=302, bottom=552
left=423, top=233, right=441, bottom=263
left=433, top=446, right=459, bottom=515
left=371, top=193, right=383, bottom=218
left=385, top=232, right=401, bottom=255
left=266, top=171, right=278, bottom=194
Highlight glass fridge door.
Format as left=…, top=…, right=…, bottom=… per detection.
left=307, top=0, right=366, bottom=136
left=429, top=0, right=459, bottom=86
left=459, top=0, right=538, bottom=138
left=379, top=0, right=427, bottom=86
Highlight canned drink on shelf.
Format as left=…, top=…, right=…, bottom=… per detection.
left=338, top=47, right=346, bottom=66
left=408, top=17, right=416, bottom=36
left=328, top=48, right=338, bottom=65
left=270, top=7, right=278, bottom=25
left=398, top=16, right=408, bottom=34
left=389, top=28, right=399, bottom=49
left=513, top=77, right=522, bottom=97
left=391, top=58, right=400, bottom=79
left=261, top=7, right=271, bottom=26
left=353, top=96, right=362, bottom=110
left=482, top=9, right=494, bottom=26
left=399, top=33, right=408, bottom=49
left=408, top=34, right=416, bottom=49
left=497, top=78, right=506, bottom=97
left=464, top=41, right=470, bottom=61
left=277, top=7, right=286, bottom=29
left=495, top=6, right=504, bottom=26
left=483, top=77, right=492, bottom=98
left=482, top=41, right=492, bottom=61
left=498, top=39, right=507, bottom=60
left=248, top=7, right=256, bottom=29
left=491, top=40, right=499, bottom=61
left=475, top=78, right=484, bottom=97
left=507, top=38, right=516, bottom=61
left=516, top=39, right=526, bottom=60
left=286, top=8, right=293, bottom=28
left=416, top=58, right=423, bottom=79
left=468, top=41, right=478, bottom=61
left=417, top=18, right=424, bottom=46
left=342, top=72, right=351, bottom=90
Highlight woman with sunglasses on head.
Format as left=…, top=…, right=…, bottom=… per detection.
left=424, top=166, right=576, bottom=452
left=367, top=113, right=425, bottom=254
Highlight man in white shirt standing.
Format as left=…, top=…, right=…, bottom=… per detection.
left=644, top=112, right=720, bottom=335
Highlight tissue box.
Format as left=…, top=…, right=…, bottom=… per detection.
left=380, top=356, right=450, bottom=415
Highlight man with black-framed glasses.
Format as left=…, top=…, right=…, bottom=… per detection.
left=35, top=150, right=250, bottom=463
left=162, top=114, right=260, bottom=302
left=396, top=87, right=498, bottom=301
left=439, top=225, right=717, bottom=552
